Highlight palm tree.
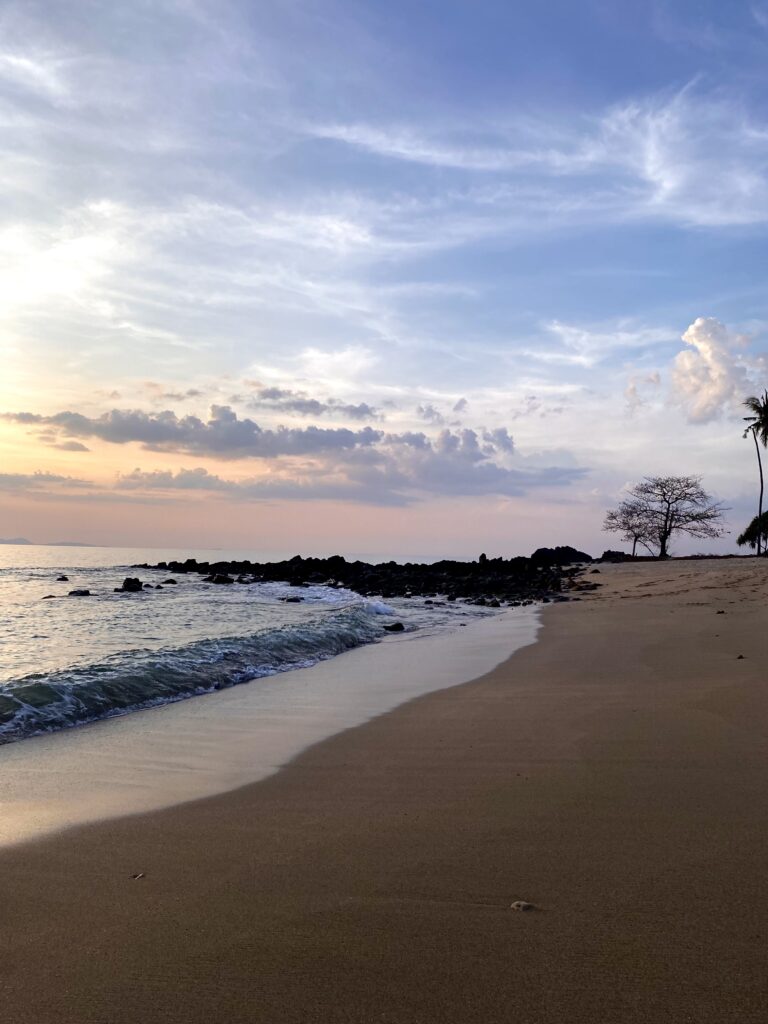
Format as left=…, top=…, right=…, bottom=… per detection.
left=743, top=391, right=768, bottom=556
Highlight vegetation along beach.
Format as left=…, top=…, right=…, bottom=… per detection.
left=3, top=2, right=768, bottom=1022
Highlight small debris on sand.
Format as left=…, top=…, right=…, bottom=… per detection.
left=510, top=900, right=534, bottom=912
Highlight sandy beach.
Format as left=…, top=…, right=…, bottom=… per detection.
left=3, top=558, right=768, bottom=1023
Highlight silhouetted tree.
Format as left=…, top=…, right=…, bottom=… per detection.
left=737, top=512, right=768, bottom=552
left=603, top=476, right=727, bottom=559
left=743, top=391, right=768, bottom=557
left=602, top=505, right=655, bottom=558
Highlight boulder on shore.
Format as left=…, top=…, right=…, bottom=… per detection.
left=68, top=589, right=91, bottom=597
left=383, top=622, right=405, bottom=632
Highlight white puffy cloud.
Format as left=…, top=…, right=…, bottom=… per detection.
left=671, top=317, right=759, bottom=423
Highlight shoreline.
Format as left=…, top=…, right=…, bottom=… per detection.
left=0, top=605, right=539, bottom=848
left=3, top=558, right=768, bottom=1022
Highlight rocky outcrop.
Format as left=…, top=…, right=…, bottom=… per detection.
left=138, top=549, right=590, bottom=604
left=530, top=546, right=592, bottom=566
left=599, top=550, right=633, bottom=562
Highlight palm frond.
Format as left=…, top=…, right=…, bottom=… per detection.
left=743, top=392, right=768, bottom=447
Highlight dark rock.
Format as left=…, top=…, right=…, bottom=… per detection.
left=163, top=579, right=178, bottom=585
left=56, top=574, right=69, bottom=582
left=281, top=595, right=303, bottom=603
left=531, top=545, right=592, bottom=566
left=42, top=594, right=57, bottom=600
left=383, top=622, right=405, bottom=632
left=488, top=599, right=501, bottom=608
left=590, top=568, right=601, bottom=574
left=144, top=547, right=582, bottom=607
left=599, top=550, right=632, bottom=562
left=117, top=578, right=143, bottom=593
left=68, top=589, right=91, bottom=597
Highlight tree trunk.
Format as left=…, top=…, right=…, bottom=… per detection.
left=752, top=427, right=764, bottom=557
left=631, top=537, right=637, bottom=559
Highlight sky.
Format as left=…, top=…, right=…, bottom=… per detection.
left=1, top=0, right=768, bottom=559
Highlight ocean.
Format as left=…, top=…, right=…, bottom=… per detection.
left=0, top=544, right=505, bottom=746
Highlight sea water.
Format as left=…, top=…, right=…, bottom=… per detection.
left=0, top=544, right=542, bottom=846
left=0, top=544, right=509, bottom=745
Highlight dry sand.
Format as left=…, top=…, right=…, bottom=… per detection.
left=2, top=558, right=768, bottom=1023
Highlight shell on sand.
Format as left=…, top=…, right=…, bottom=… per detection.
left=510, top=900, right=534, bottom=911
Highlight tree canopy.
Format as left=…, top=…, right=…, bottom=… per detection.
left=737, top=512, right=768, bottom=552
left=602, top=505, right=655, bottom=558
left=603, top=476, right=727, bottom=558
left=743, top=391, right=768, bottom=556
left=744, top=392, right=768, bottom=446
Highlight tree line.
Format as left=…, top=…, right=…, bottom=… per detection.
left=603, top=391, right=768, bottom=559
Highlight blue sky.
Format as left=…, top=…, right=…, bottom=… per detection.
left=1, top=0, right=767, bottom=556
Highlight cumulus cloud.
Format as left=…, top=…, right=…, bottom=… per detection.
left=483, top=427, right=515, bottom=454
left=416, top=403, right=445, bottom=425
left=0, top=471, right=92, bottom=492
left=52, top=440, right=91, bottom=452
left=248, top=386, right=378, bottom=420
left=115, top=428, right=582, bottom=505
left=2, top=403, right=585, bottom=503
left=671, top=318, right=760, bottom=422
left=2, top=406, right=384, bottom=459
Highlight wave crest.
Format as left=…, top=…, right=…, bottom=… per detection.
left=0, top=606, right=383, bottom=744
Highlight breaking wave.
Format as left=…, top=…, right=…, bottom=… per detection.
left=0, top=606, right=386, bottom=744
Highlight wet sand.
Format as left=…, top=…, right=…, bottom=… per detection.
left=3, top=558, right=768, bottom=1023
